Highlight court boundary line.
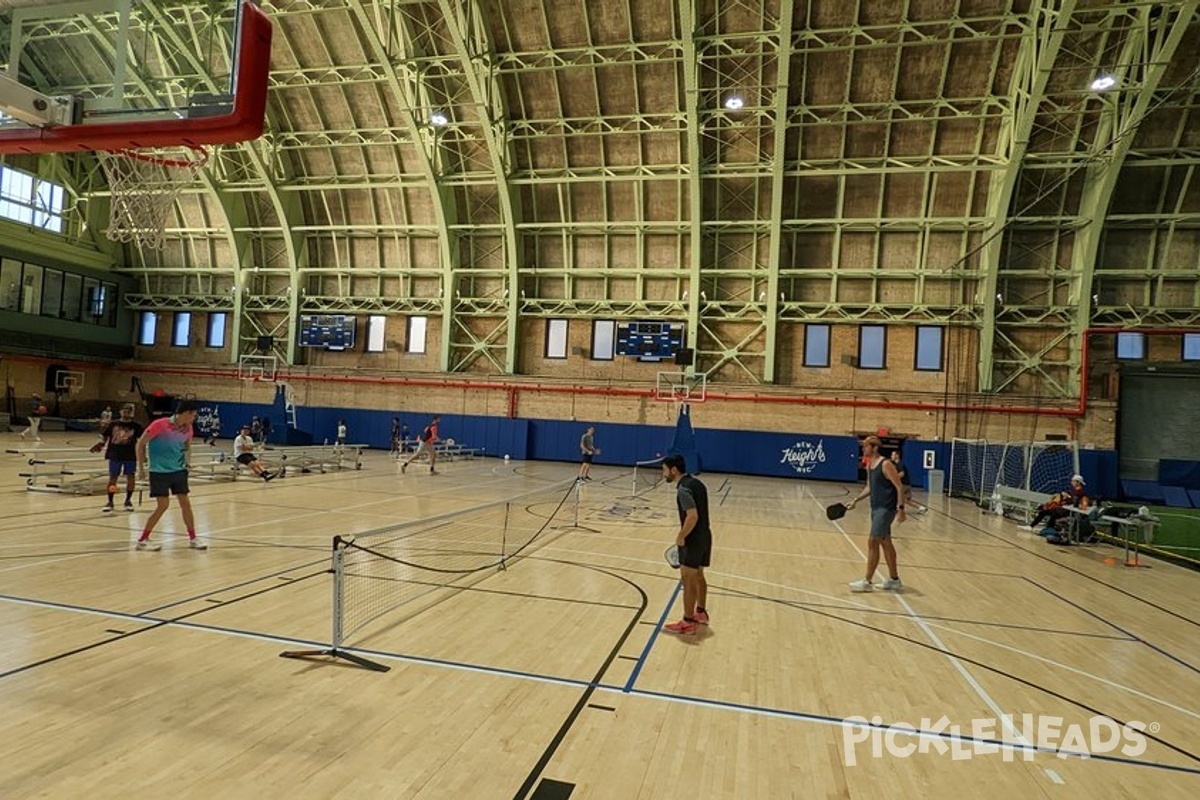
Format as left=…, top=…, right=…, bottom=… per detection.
left=3, top=592, right=1194, bottom=778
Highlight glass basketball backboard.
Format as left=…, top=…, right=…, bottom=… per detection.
left=0, top=0, right=270, bottom=152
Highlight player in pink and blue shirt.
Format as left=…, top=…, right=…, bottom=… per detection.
left=134, top=400, right=206, bottom=551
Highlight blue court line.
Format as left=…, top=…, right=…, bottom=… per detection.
left=4, top=592, right=1199, bottom=777
left=622, top=579, right=682, bottom=693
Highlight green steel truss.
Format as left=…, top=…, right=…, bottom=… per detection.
left=4, top=0, right=1200, bottom=391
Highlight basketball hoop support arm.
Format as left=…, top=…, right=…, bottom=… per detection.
left=0, top=75, right=79, bottom=127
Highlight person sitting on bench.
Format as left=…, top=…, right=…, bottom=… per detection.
left=235, top=425, right=275, bottom=482
left=1025, top=475, right=1089, bottom=530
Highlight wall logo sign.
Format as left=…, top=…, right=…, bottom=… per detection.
left=781, top=439, right=826, bottom=474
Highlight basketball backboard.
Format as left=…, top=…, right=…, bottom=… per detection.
left=0, top=0, right=270, bottom=153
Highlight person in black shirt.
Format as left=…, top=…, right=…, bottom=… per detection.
left=661, top=454, right=712, bottom=635
left=846, top=435, right=906, bottom=592
left=100, top=403, right=143, bottom=512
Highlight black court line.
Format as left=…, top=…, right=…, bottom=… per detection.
left=8, top=575, right=1198, bottom=781
left=720, top=584, right=1200, bottom=768
left=0, top=568, right=326, bottom=682
left=529, top=779, right=575, bottom=800
left=1027, top=578, right=1200, bottom=676
left=586, top=704, right=616, bottom=712
left=512, top=562, right=649, bottom=800
left=940, top=503, right=1200, bottom=630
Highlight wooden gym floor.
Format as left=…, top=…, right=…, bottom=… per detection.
left=1, top=431, right=1198, bottom=799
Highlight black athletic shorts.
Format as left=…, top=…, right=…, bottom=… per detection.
left=582, top=453, right=594, bottom=464
left=236, top=453, right=257, bottom=465
left=679, top=533, right=712, bottom=568
left=149, top=470, right=189, bottom=498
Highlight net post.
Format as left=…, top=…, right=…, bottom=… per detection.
left=278, top=535, right=390, bottom=672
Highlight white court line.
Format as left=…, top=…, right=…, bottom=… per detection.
left=810, top=485, right=1034, bottom=752
left=540, top=536, right=1200, bottom=726
left=0, top=552, right=97, bottom=575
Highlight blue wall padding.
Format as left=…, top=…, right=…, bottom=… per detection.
left=191, top=397, right=1120, bottom=491
left=1158, top=459, right=1200, bottom=489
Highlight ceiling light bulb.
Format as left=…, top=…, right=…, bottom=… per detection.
left=430, top=112, right=449, bottom=126
left=724, top=95, right=744, bottom=111
left=1090, top=74, right=1116, bottom=92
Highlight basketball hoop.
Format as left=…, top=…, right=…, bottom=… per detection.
left=97, top=145, right=209, bottom=250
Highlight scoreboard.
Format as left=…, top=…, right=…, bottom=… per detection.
left=299, top=314, right=356, bottom=350
left=616, top=321, right=685, bottom=362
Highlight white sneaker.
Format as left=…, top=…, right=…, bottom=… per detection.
left=135, top=540, right=161, bottom=551
left=877, top=578, right=903, bottom=591
left=849, top=578, right=874, bottom=593
left=102, top=503, right=114, bottom=513
left=189, top=538, right=208, bottom=551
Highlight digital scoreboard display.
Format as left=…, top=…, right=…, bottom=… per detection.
left=616, top=321, right=685, bottom=362
left=299, top=315, right=356, bottom=350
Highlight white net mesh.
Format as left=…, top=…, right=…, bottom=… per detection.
left=97, top=147, right=208, bottom=250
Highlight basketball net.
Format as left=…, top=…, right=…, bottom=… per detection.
left=97, top=146, right=209, bottom=250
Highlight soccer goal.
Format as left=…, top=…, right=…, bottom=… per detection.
left=949, top=438, right=1079, bottom=511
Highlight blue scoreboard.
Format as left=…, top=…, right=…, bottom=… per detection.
left=616, top=321, right=685, bottom=362
left=299, top=314, right=356, bottom=350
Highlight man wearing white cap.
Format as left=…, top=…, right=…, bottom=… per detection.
left=1025, top=474, right=1090, bottom=531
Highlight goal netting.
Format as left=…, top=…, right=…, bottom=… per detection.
left=949, top=438, right=1080, bottom=509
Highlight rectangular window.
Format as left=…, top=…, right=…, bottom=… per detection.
left=858, top=325, right=886, bottom=369
left=40, top=268, right=63, bottom=317
left=0, top=258, right=20, bottom=310
left=545, top=318, right=568, bottom=359
left=591, top=320, right=616, bottom=360
left=406, top=315, right=427, bottom=354
left=0, top=165, right=66, bottom=233
left=101, top=282, right=118, bottom=326
left=172, top=312, right=191, bottom=347
left=915, top=326, right=944, bottom=371
left=366, top=315, right=386, bottom=353
left=19, top=263, right=42, bottom=314
left=62, top=273, right=82, bottom=321
left=207, top=313, right=227, bottom=348
left=138, top=311, right=158, bottom=346
left=1116, top=331, right=1145, bottom=361
left=1184, top=334, right=1200, bottom=362
left=803, top=324, right=831, bottom=367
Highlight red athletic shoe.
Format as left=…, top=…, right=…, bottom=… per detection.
left=693, top=610, right=709, bottom=625
left=663, top=618, right=697, bottom=635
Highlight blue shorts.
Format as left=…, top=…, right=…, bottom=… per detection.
left=870, top=507, right=897, bottom=539
left=108, top=460, right=136, bottom=479
left=149, top=470, right=189, bottom=498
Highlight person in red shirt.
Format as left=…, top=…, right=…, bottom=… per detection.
left=401, top=415, right=440, bottom=475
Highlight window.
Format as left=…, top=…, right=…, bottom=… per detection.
left=1116, top=332, right=1145, bottom=361
left=366, top=315, right=386, bottom=353
left=406, top=315, right=427, bottom=354
left=19, top=263, right=42, bottom=314
left=0, top=258, right=20, bottom=310
left=1184, top=334, right=1200, bottom=362
left=858, top=325, right=886, bottom=369
left=207, top=313, right=227, bottom=348
left=803, top=324, right=830, bottom=367
left=138, top=311, right=158, bottom=346
left=545, top=319, right=568, bottom=359
left=0, top=165, right=66, bottom=233
left=40, top=268, right=63, bottom=317
left=591, top=320, right=615, bottom=360
left=915, top=326, right=944, bottom=371
left=101, top=282, right=118, bottom=327
left=172, top=312, right=191, bottom=347
left=62, top=273, right=82, bottom=321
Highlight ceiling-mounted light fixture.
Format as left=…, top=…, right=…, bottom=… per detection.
left=429, top=111, right=449, bottom=126
left=1089, top=73, right=1117, bottom=92
left=724, top=95, right=744, bottom=111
